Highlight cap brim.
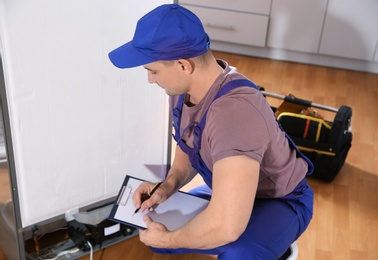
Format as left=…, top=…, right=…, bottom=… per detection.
left=108, top=41, right=156, bottom=69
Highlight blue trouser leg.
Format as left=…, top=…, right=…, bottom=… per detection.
left=150, top=179, right=313, bottom=259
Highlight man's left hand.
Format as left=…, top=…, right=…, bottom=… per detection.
left=139, top=214, right=170, bottom=248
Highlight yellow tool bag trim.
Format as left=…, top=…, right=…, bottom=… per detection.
left=277, top=112, right=332, bottom=142
left=296, top=145, right=336, bottom=156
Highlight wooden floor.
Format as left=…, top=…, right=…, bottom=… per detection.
left=1, top=51, right=378, bottom=259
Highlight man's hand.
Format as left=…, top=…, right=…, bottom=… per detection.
left=139, top=215, right=170, bottom=248
left=132, top=182, right=167, bottom=213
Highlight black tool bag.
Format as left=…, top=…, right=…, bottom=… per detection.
left=261, top=90, right=353, bottom=182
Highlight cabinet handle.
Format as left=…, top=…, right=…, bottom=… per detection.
left=204, top=23, right=235, bottom=31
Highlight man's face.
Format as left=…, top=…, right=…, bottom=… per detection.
left=143, top=61, right=189, bottom=96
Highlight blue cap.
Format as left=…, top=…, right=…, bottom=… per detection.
left=108, top=4, right=210, bottom=68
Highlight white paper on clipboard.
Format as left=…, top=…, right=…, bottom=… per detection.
left=109, top=175, right=210, bottom=231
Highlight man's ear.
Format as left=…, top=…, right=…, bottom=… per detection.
left=177, top=59, right=194, bottom=74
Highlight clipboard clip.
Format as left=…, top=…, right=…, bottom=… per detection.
left=116, top=185, right=132, bottom=206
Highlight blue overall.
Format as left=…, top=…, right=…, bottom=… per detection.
left=151, top=79, right=314, bottom=259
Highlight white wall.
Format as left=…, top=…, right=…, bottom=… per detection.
left=0, top=0, right=172, bottom=227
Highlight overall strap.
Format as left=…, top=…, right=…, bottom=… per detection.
left=278, top=121, right=314, bottom=175
left=172, top=94, right=185, bottom=143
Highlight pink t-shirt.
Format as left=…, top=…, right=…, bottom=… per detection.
left=170, top=60, right=308, bottom=198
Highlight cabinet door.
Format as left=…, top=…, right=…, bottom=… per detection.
left=319, top=0, right=378, bottom=61
left=183, top=5, right=269, bottom=47
left=180, top=0, right=271, bottom=15
left=267, top=0, right=328, bottom=53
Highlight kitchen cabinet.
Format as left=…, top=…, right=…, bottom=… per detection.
left=267, top=0, right=328, bottom=53
left=319, top=0, right=378, bottom=61
left=180, top=0, right=271, bottom=47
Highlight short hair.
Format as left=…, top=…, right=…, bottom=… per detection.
left=158, top=49, right=213, bottom=67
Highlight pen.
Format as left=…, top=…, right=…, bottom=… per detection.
left=133, top=181, right=162, bottom=216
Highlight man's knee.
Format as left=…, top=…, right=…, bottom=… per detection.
left=218, top=242, right=278, bottom=260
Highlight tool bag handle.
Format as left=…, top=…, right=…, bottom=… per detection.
left=259, top=88, right=338, bottom=113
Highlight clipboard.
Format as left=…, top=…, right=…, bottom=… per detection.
left=109, top=175, right=210, bottom=231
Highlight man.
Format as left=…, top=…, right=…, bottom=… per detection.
left=108, top=4, right=314, bottom=259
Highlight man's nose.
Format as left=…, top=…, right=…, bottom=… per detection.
left=147, top=71, right=156, bottom=84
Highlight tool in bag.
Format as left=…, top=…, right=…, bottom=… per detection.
left=260, top=90, right=353, bottom=182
